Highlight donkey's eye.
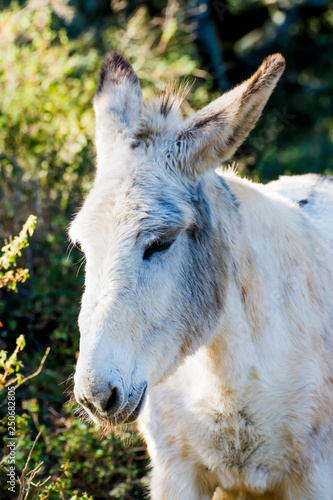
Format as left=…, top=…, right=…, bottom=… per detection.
left=143, top=239, right=175, bottom=261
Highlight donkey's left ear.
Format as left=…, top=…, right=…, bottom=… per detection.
left=175, top=54, right=285, bottom=177
left=94, top=51, right=142, bottom=163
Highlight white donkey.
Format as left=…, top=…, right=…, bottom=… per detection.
left=70, top=51, right=333, bottom=499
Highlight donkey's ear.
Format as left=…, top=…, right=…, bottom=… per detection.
left=175, top=54, right=285, bottom=177
left=94, top=52, right=142, bottom=162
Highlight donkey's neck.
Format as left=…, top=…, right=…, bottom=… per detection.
left=202, top=170, right=320, bottom=392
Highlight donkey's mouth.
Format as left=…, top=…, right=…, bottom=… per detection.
left=105, top=383, right=148, bottom=425
left=123, top=384, right=148, bottom=424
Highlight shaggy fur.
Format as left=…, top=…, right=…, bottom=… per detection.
left=70, top=52, right=333, bottom=499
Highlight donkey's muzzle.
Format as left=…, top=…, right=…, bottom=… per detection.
left=74, top=376, right=148, bottom=425
left=74, top=379, right=123, bottom=418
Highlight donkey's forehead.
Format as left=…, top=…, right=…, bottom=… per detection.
left=70, top=161, right=195, bottom=246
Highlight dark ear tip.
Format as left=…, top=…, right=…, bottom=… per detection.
left=96, top=51, right=139, bottom=95
left=103, top=51, right=133, bottom=74
left=263, top=53, right=286, bottom=75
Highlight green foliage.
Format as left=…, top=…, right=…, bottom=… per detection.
left=1, top=405, right=147, bottom=499
left=28, top=407, right=148, bottom=500
left=0, top=215, right=36, bottom=292
left=0, top=334, right=25, bottom=389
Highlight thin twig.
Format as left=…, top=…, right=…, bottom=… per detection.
left=31, top=474, right=51, bottom=488
left=23, top=461, right=44, bottom=500
left=18, top=429, right=42, bottom=500
left=0, top=453, right=10, bottom=467
left=40, top=462, right=69, bottom=500
left=26, top=461, right=44, bottom=478
left=0, top=347, right=51, bottom=410
left=13, top=347, right=51, bottom=390
left=4, top=374, right=20, bottom=387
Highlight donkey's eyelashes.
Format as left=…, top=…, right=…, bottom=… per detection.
left=143, top=239, right=175, bottom=261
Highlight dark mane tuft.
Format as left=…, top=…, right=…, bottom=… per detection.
left=133, top=83, right=190, bottom=147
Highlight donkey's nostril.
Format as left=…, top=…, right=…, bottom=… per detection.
left=104, top=386, right=118, bottom=414
left=74, top=380, right=122, bottom=417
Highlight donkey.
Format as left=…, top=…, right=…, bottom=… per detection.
left=70, top=51, right=333, bottom=499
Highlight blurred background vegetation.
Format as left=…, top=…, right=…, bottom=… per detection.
left=0, top=0, right=332, bottom=498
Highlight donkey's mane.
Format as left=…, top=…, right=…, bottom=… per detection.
left=132, top=84, right=189, bottom=147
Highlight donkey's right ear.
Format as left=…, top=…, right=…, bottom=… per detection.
left=174, top=54, right=285, bottom=178
left=94, top=52, right=142, bottom=161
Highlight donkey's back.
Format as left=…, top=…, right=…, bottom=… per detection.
left=266, top=173, right=333, bottom=242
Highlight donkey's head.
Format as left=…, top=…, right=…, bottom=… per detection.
left=70, top=51, right=285, bottom=426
